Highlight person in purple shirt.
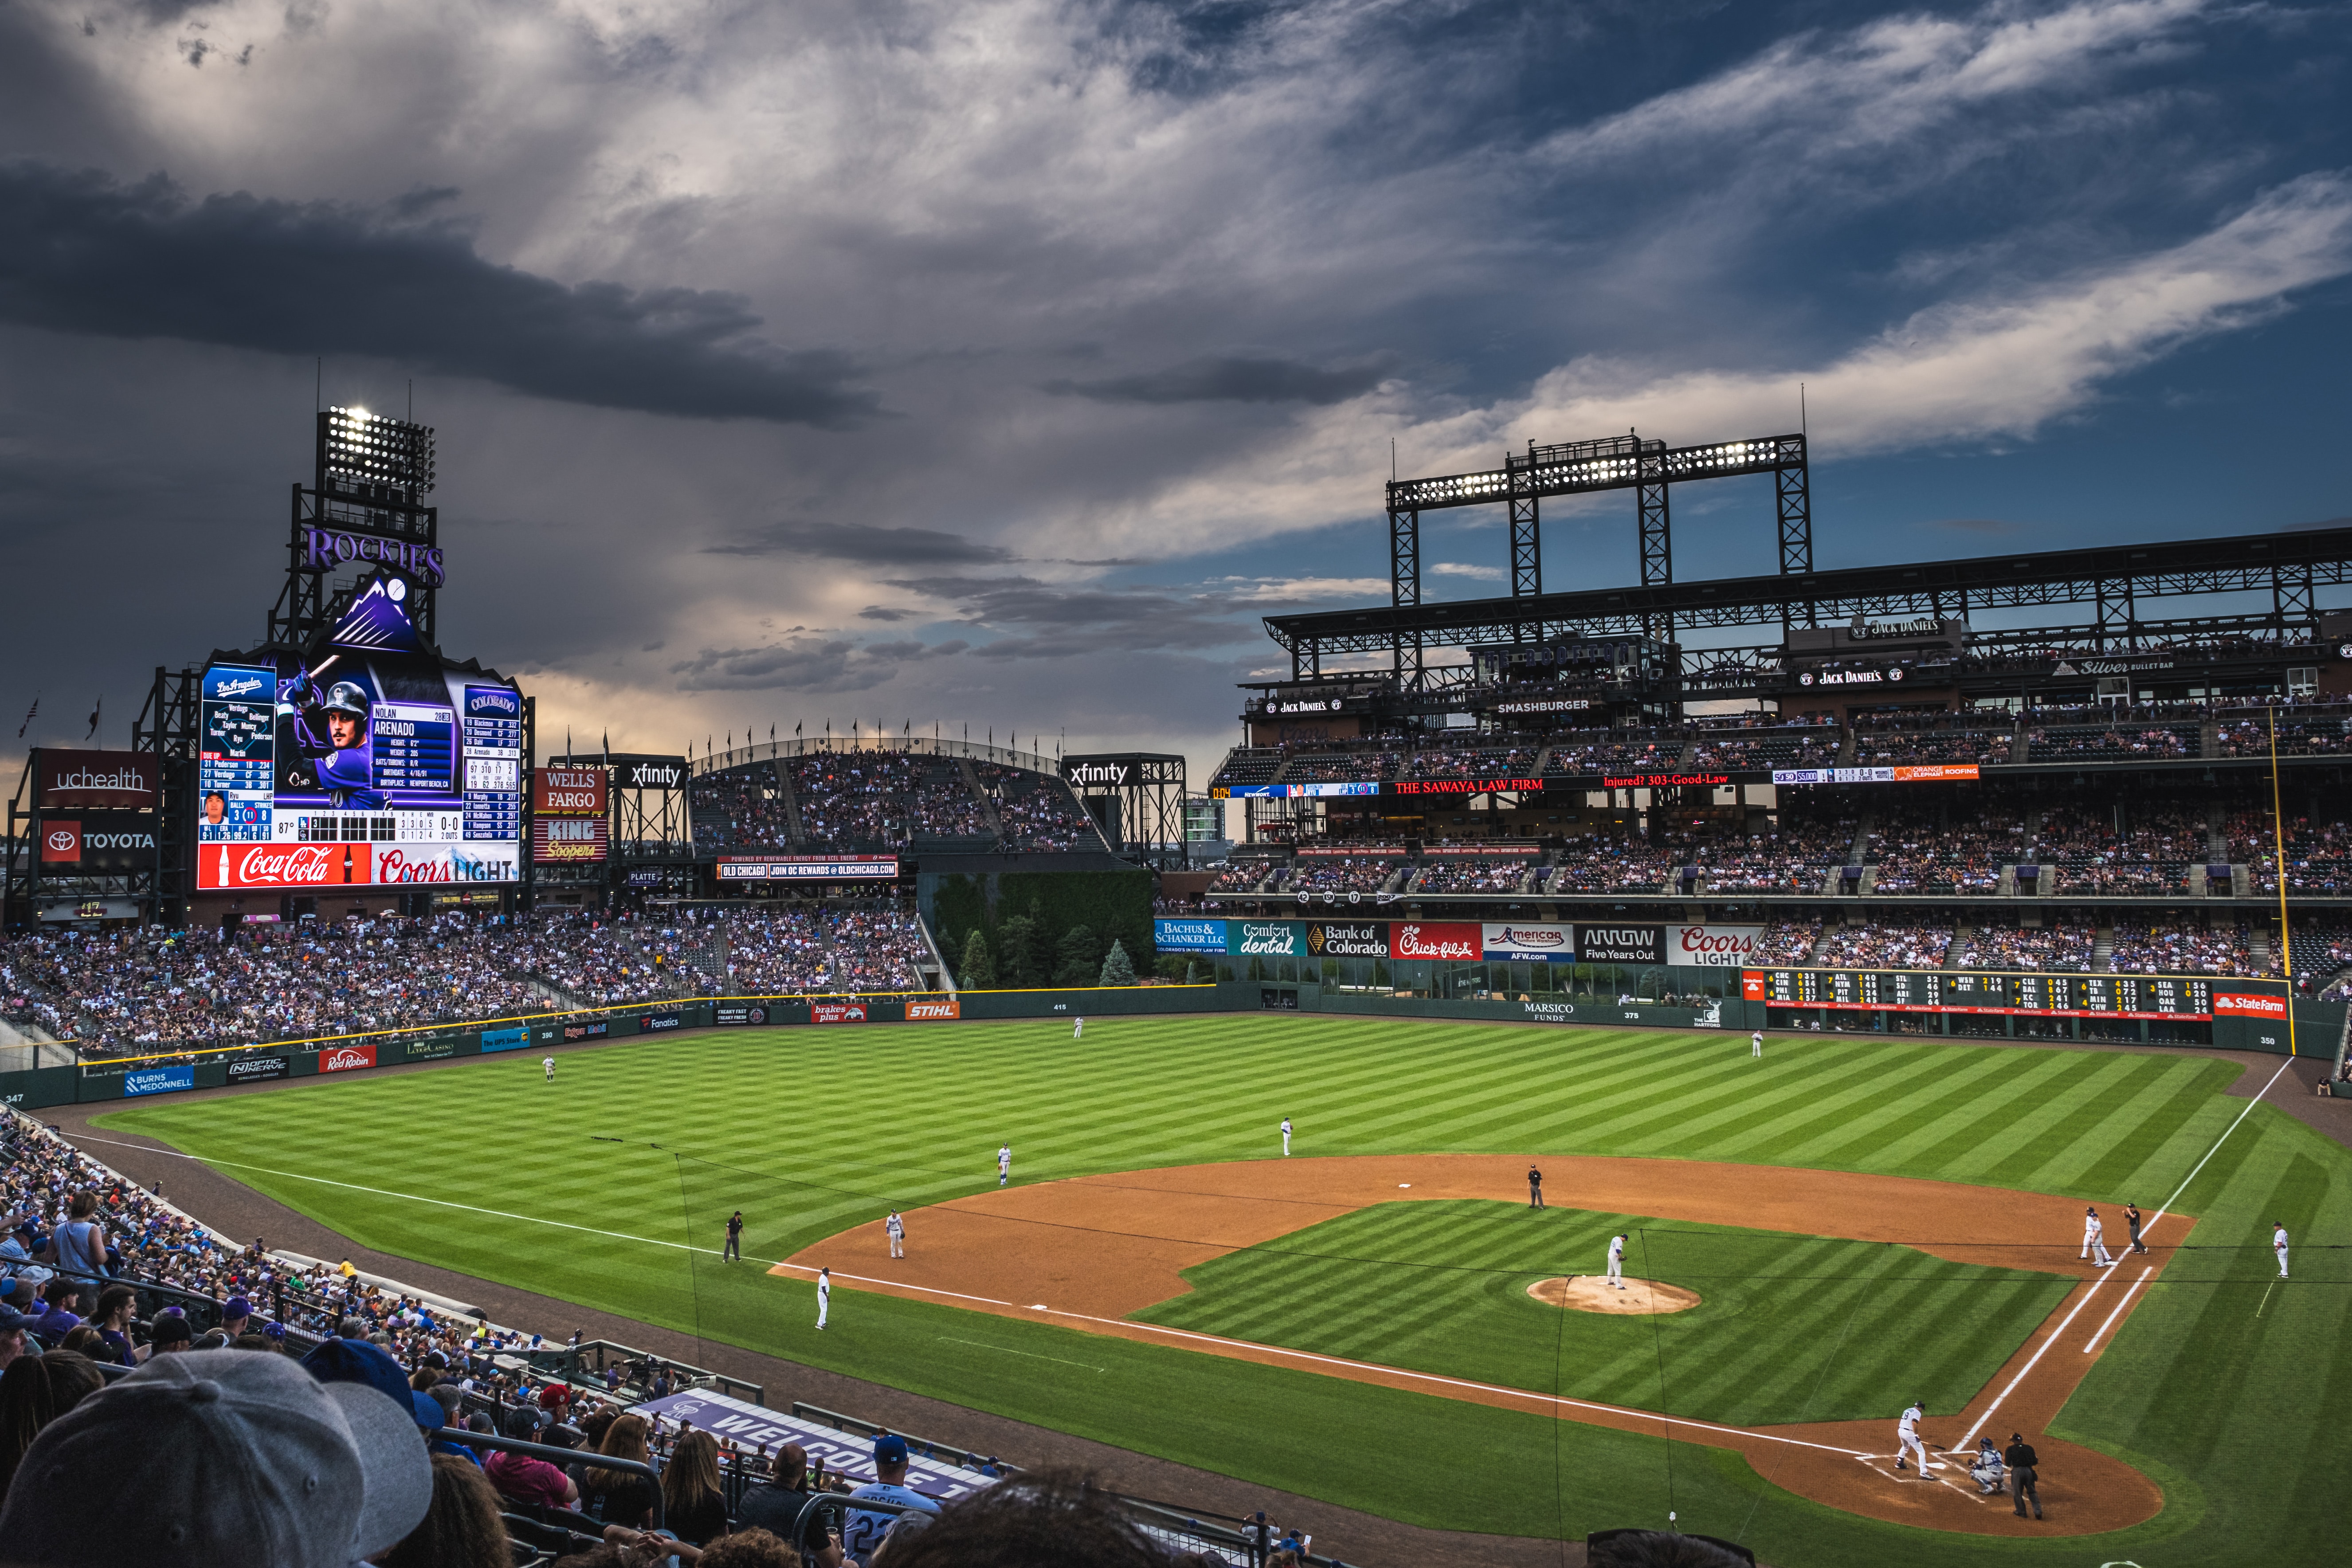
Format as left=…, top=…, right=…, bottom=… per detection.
left=33, top=1281, right=84, bottom=1344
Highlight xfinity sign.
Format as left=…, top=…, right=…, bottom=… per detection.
left=1062, top=758, right=1136, bottom=788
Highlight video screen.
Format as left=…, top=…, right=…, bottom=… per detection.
left=196, top=576, right=521, bottom=890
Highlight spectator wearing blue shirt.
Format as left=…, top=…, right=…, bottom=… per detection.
left=33, top=1281, right=84, bottom=1344
left=844, top=1434, right=941, bottom=1566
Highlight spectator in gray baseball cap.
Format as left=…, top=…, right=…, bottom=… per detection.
left=0, top=1348, right=431, bottom=1566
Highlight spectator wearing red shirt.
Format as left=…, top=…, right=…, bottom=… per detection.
left=485, top=1409, right=579, bottom=1511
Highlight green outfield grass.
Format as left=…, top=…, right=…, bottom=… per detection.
left=1134, top=1200, right=2075, bottom=1426
left=94, top=1016, right=2352, bottom=1567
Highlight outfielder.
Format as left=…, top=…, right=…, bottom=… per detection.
left=1606, top=1234, right=1626, bottom=1289
left=2082, top=1206, right=2113, bottom=1267
left=1894, top=1399, right=1932, bottom=1475
left=2274, top=1220, right=2290, bottom=1279
left=816, top=1267, right=831, bottom=1330
left=543, top=1056, right=556, bottom=1082
left=1281, top=1117, right=1293, bottom=1156
left=1073, top=1015, right=1084, bottom=1040
left=1751, top=1030, right=1763, bottom=1059
left=886, top=1211, right=906, bottom=1258
left=998, top=1144, right=1012, bottom=1187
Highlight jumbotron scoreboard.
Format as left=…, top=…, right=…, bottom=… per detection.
left=1743, top=968, right=2218, bottom=1020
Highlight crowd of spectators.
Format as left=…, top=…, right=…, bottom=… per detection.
left=972, top=765, right=1107, bottom=852
left=1411, top=859, right=1526, bottom=894
left=1277, top=753, right=1395, bottom=784
left=1747, top=921, right=1822, bottom=966
left=2215, top=712, right=2352, bottom=757
left=1953, top=923, right=2098, bottom=972
left=1285, top=857, right=1402, bottom=894
left=2029, top=805, right=2207, bottom=894
left=690, top=767, right=796, bottom=855
left=2025, top=724, right=2195, bottom=761
left=1540, top=840, right=1690, bottom=893
left=1398, top=748, right=1537, bottom=780
left=0, top=915, right=554, bottom=1060
left=1695, top=819, right=1854, bottom=894
left=1863, top=810, right=2014, bottom=894
left=1544, top=732, right=1684, bottom=774
left=1818, top=921, right=1955, bottom=969
left=1207, top=862, right=1272, bottom=894
left=2107, top=920, right=2256, bottom=976
left=1849, top=718, right=2014, bottom=766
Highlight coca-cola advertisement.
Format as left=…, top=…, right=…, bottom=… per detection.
left=206, top=843, right=376, bottom=888
left=1390, top=921, right=1482, bottom=960
left=318, top=1044, right=378, bottom=1074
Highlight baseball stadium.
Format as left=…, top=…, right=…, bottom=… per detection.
left=4, top=396, right=2350, bottom=1568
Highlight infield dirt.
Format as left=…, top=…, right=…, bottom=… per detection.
left=784, top=1154, right=2180, bottom=1537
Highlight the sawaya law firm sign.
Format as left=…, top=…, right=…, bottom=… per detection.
left=1152, top=917, right=1227, bottom=953
left=125, top=1064, right=196, bottom=1097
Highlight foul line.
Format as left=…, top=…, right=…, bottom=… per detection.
left=2083, top=1268, right=2153, bottom=1353
left=1960, top=1057, right=2293, bottom=1447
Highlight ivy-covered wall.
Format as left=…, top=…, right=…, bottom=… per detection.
left=921, top=868, right=1155, bottom=987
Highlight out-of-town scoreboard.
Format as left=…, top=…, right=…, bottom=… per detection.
left=1743, top=968, right=2227, bottom=1020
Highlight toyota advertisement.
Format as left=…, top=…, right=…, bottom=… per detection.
left=197, top=576, right=523, bottom=890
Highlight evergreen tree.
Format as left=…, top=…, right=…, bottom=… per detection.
left=1098, top=938, right=1137, bottom=987
left=998, top=913, right=1038, bottom=987
left=1052, top=923, right=1102, bottom=987
left=960, top=928, right=996, bottom=989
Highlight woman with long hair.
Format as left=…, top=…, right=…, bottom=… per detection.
left=0, top=1350, right=106, bottom=1496
left=660, top=1428, right=730, bottom=1546
left=380, top=1454, right=514, bottom=1568
left=586, top=1411, right=659, bottom=1529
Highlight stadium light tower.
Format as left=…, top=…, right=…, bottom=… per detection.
left=269, top=406, right=441, bottom=647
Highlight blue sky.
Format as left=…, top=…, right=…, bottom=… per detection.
left=1, top=0, right=2348, bottom=776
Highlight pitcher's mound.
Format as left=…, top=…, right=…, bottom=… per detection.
left=1528, top=1276, right=1700, bottom=1314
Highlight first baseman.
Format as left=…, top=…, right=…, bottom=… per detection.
left=1606, top=1234, right=1626, bottom=1289
left=886, top=1210, right=906, bottom=1258
left=1894, top=1399, right=1932, bottom=1475
left=2082, top=1206, right=2113, bottom=1267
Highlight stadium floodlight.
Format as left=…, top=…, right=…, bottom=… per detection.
left=323, top=404, right=436, bottom=495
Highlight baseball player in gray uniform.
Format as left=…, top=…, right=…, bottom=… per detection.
left=886, top=1211, right=906, bottom=1258
left=2082, top=1206, right=2113, bottom=1267
left=2274, top=1221, right=2290, bottom=1279
left=1281, top=1117, right=1292, bottom=1156
left=816, top=1267, right=831, bottom=1330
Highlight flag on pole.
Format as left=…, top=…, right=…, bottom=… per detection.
left=85, top=696, right=102, bottom=740
left=14, top=697, right=35, bottom=739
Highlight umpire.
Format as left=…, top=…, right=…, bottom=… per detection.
left=1528, top=1166, right=1544, bottom=1210
left=2005, top=1432, right=2042, bottom=1519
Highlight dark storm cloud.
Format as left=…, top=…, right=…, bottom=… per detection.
left=670, top=635, right=970, bottom=692
left=1044, top=354, right=1386, bottom=406
left=703, top=518, right=1015, bottom=565
left=883, top=573, right=1262, bottom=659
left=0, top=162, right=878, bottom=427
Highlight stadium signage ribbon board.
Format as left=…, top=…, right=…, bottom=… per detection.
left=717, top=856, right=899, bottom=880
left=124, top=1065, right=196, bottom=1097
left=1392, top=776, right=1547, bottom=796
left=1306, top=921, right=1388, bottom=958
left=1392, top=921, right=1482, bottom=960
left=318, top=1045, right=378, bottom=1074
left=1772, top=765, right=1981, bottom=785
left=906, top=999, right=961, bottom=1020
left=1742, top=968, right=2219, bottom=1019
left=37, top=749, right=158, bottom=810
left=632, top=1389, right=996, bottom=1502
left=1152, top=917, right=1227, bottom=953
left=226, top=1056, right=291, bottom=1082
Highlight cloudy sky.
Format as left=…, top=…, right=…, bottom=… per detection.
left=3, top=0, right=2349, bottom=783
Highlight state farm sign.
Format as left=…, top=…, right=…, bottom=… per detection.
left=2213, top=992, right=2288, bottom=1018
left=1392, top=921, right=1480, bottom=960
left=205, top=843, right=375, bottom=888
left=318, top=1044, right=378, bottom=1074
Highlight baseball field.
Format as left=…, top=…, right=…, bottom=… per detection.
left=94, top=1015, right=2347, bottom=1565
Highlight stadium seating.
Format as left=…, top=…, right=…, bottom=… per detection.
left=971, top=764, right=1109, bottom=851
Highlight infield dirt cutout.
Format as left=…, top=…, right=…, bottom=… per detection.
left=782, top=1154, right=2182, bottom=1537
left=1528, top=1274, right=1699, bottom=1314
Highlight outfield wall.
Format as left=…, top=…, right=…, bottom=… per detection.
left=3, top=972, right=2326, bottom=1116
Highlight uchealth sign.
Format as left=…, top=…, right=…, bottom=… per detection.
left=38, top=749, right=157, bottom=810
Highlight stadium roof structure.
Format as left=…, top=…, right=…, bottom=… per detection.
left=1262, top=521, right=2352, bottom=682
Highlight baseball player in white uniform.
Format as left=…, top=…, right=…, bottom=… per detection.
left=816, top=1267, right=831, bottom=1330
left=997, top=1144, right=1012, bottom=1186
left=1606, top=1234, right=1627, bottom=1290
left=1751, top=1030, right=1763, bottom=1058
left=2274, top=1221, right=2290, bottom=1279
left=2082, top=1206, right=2113, bottom=1267
left=1072, top=1016, right=1084, bottom=1040
left=1894, top=1399, right=1931, bottom=1474
left=886, top=1211, right=905, bottom=1258
left=1281, top=1117, right=1293, bottom=1156
left=543, top=1056, right=555, bottom=1081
